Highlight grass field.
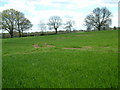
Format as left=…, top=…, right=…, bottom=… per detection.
left=2, top=30, right=118, bottom=88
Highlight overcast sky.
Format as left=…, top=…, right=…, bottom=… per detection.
left=0, top=0, right=119, bottom=32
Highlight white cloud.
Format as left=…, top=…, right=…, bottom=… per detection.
left=96, top=0, right=119, bottom=7
left=25, top=10, right=86, bottom=31
left=101, top=0, right=119, bottom=4
left=0, top=0, right=118, bottom=32
left=112, top=12, right=118, bottom=27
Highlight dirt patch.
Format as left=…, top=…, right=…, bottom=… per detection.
left=83, top=46, right=92, bottom=49
left=63, top=37, right=70, bottom=39
left=62, top=46, right=92, bottom=50
left=63, top=48, right=82, bottom=50
left=43, top=43, right=55, bottom=48
left=33, top=44, right=40, bottom=48
left=46, top=45, right=55, bottom=47
left=33, top=43, right=55, bottom=48
left=101, top=46, right=110, bottom=48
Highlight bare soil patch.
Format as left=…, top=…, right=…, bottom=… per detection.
left=101, top=46, right=110, bottom=48
left=33, top=44, right=40, bottom=48
left=46, top=45, right=55, bottom=47
left=63, top=48, right=82, bottom=50
left=43, top=43, right=55, bottom=48
left=62, top=46, right=92, bottom=50
left=33, top=43, right=55, bottom=48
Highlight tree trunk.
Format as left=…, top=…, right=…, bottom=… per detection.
left=10, top=32, right=13, bottom=38
left=55, top=28, right=57, bottom=34
left=11, top=25, right=14, bottom=38
left=98, top=25, right=101, bottom=31
left=22, top=31, right=24, bottom=37
left=69, top=27, right=71, bottom=32
left=18, top=30, right=22, bottom=37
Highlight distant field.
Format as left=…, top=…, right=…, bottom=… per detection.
left=2, top=30, right=118, bottom=88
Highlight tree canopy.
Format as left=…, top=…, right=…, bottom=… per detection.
left=85, top=7, right=112, bottom=31
left=1, top=9, right=32, bottom=38
left=64, top=19, right=75, bottom=32
left=48, top=16, right=62, bottom=34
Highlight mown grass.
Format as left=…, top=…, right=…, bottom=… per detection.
left=2, top=30, right=118, bottom=88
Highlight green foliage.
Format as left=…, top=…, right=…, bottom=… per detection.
left=1, top=9, right=32, bottom=38
left=2, top=30, right=118, bottom=88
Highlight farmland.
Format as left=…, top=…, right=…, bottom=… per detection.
left=2, top=30, right=118, bottom=88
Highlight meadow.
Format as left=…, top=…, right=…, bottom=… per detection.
left=2, top=30, right=118, bottom=88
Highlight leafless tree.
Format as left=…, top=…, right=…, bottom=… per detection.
left=38, top=20, right=46, bottom=35
left=85, top=7, right=112, bottom=31
left=48, top=16, right=62, bottom=34
left=19, top=18, right=32, bottom=36
left=65, top=19, right=75, bottom=32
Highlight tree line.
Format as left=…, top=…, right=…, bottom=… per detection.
left=1, top=7, right=113, bottom=38
left=1, top=9, right=33, bottom=38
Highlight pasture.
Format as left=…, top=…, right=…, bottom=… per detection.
left=2, top=30, right=118, bottom=88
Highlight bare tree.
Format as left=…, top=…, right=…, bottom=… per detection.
left=48, top=16, right=62, bottom=34
left=85, top=7, right=112, bottom=31
left=19, top=18, right=33, bottom=36
left=86, top=24, right=92, bottom=31
left=65, top=19, right=75, bottom=32
left=38, top=20, right=46, bottom=35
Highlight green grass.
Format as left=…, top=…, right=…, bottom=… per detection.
left=2, top=30, right=118, bottom=88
